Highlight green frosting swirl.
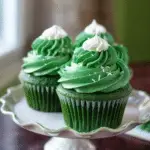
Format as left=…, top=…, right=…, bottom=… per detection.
left=32, top=36, right=73, bottom=56
left=113, top=44, right=129, bottom=64
left=22, top=36, right=72, bottom=76
left=58, top=46, right=130, bottom=93
left=74, top=32, right=114, bottom=48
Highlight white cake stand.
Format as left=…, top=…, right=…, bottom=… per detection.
left=1, top=85, right=150, bottom=150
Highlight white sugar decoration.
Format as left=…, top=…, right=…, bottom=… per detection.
left=98, top=75, right=101, bottom=81
left=84, top=19, right=107, bottom=35
left=105, top=66, right=110, bottom=70
left=65, top=63, right=82, bottom=71
left=107, top=72, right=112, bottom=76
left=40, top=25, right=68, bottom=40
left=92, top=79, right=96, bottom=82
left=101, top=66, right=105, bottom=72
left=82, top=35, right=109, bottom=52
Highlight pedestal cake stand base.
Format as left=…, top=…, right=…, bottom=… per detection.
left=44, top=137, right=96, bottom=150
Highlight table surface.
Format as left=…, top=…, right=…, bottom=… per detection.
left=1, top=64, right=150, bottom=150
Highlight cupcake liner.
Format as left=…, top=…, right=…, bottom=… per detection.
left=23, top=82, right=61, bottom=112
left=57, top=85, right=131, bottom=132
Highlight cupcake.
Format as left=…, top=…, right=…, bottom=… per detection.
left=57, top=35, right=131, bottom=132
left=19, top=25, right=73, bottom=112
left=74, top=19, right=114, bottom=48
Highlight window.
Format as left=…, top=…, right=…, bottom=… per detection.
left=0, top=0, right=34, bottom=89
left=0, top=0, right=19, bottom=56
left=0, top=0, right=3, bottom=38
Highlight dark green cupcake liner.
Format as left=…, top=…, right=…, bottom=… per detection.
left=57, top=85, right=131, bottom=132
left=23, top=82, right=61, bottom=112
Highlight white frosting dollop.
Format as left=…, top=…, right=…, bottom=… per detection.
left=82, top=35, right=109, bottom=52
left=84, top=19, right=106, bottom=34
left=40, top=25, right=68, bottom=40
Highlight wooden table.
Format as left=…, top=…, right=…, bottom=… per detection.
left=0, top=64, right=150, bottom=150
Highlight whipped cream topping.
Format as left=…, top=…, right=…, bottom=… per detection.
left=40, top=25, right=68, bottom=40
left=82, top=35, right=109, bottom=52
left=84, top=19, right=106, bottom=35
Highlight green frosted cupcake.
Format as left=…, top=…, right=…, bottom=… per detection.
left=19, top=25, right=73, bottom=112
left=74, top=19, right=114, bottom=48
left=57, top=35, right=131, bottom=132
